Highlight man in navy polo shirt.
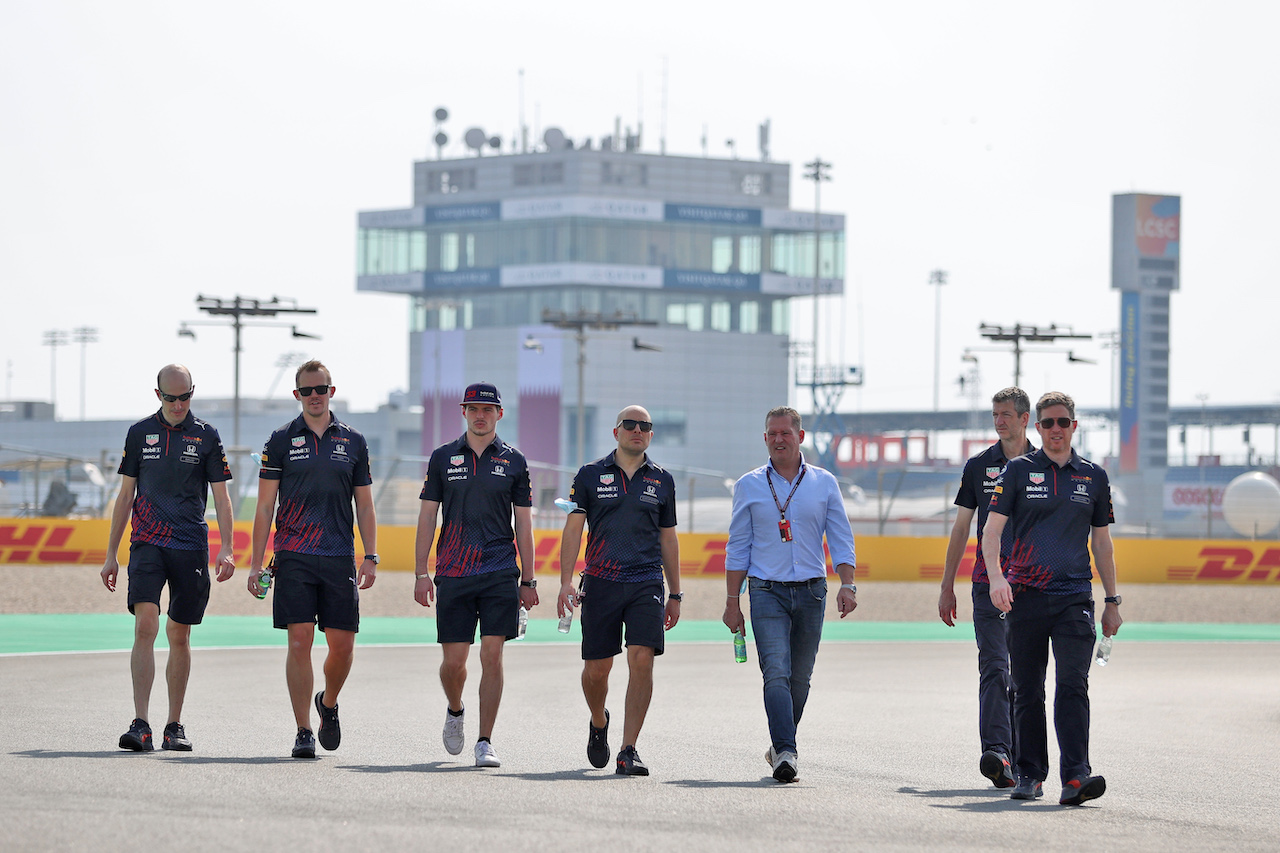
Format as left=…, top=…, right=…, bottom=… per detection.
left=249, top=359, right=378, bottom=759
left=938, top=386, right=1035, bottom=789
left=414, top=381, right=536, bottom=769
left=101, top=363, right=235, bottom=753
left=557, top=404, right=682, bottom=776
left=983, top=391, right=1123, bottom=805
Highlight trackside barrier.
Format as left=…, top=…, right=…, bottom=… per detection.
left=2, top=519, right=1278, bottom=584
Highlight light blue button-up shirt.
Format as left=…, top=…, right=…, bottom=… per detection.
left=725, top=456, right=857, bottom=581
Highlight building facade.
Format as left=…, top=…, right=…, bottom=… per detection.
left=356, top=146, right=845, bottom=506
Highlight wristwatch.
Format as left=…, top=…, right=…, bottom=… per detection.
left=364, top=554, right=379, bottom=565
left=520, top=579, right=537, bottom=588
left=668, top=592, right=684, bottom=602
left=1104, top=594, right=1121, bottom=605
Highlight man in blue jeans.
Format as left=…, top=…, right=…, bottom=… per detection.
left=723, top=406, right=857, bottom=783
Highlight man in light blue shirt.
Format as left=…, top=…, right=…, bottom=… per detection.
left=723, top=406, right=858, bottom=783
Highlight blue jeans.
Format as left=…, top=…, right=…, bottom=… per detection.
left=748, top=577, right=827, bottom=755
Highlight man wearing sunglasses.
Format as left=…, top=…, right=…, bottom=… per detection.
left=722, top=406, right=857, bottom=783
left=938, top=387, right=1035, bottom=789
left=249, top=359, right=378, bottom=759
left=414, top=382, right=536, bottom=769
left=982, top=391, right=1122, bottom=806
left=558, top=404, right=682, bottom=776
left=101, top=364, right=235, bottom=753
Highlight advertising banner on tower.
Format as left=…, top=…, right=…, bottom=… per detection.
left=1112, top=193, right=1180, bottom=292
left=1119, top=291, right=1141, bottom=472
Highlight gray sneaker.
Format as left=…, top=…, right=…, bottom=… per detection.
left=771, top=749, right=798, bottom=783
left=474, top=740, right=501, bottom=768
left=442, top=708, right=465, bottom=756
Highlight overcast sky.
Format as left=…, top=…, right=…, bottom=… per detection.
left=2, top=1, right=1276, bottom=430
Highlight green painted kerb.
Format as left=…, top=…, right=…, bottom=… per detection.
left=1, top=615, right=1277, bottom=655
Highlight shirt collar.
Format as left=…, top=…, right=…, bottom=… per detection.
left=153, top=410, right=194, bottom=431
left=288, top=412, right=339, bottom=436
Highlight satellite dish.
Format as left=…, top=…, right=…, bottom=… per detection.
left=434, top=107, right=449, bottom=122
left=543, top=127, right=566, bottom=150
left=488, top=135, right=501, bottom=149
left=464, top=128, right=486, bottom=151
left=434, top=131, right=448, bottom=147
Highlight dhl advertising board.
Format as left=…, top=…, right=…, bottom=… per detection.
left=3, top=519, right=1278, bottom=585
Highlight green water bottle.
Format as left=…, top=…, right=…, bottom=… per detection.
left=255, top=566, right=272, bottom=600
left=733, top=630, right=748, bottom=663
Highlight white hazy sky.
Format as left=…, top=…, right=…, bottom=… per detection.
left=2, top=1, right=1277, bottom=425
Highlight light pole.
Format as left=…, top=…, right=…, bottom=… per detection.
left=803, top=157, right=832, bottom=418
left=42, top=329, right=69, bottom=412
left=73, top=326, right=98, bottom=421
left=540, top=310, right=656, bottom=467
left=178, top=296, right=319, bottom=497
left=928, top=270, right=947, bottom=411
left=977, top=322, right=1093, bottom=387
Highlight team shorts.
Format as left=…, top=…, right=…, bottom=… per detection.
left=271, top=551, right=360, bottom=633
left=126, top=542, right=211, bottom=625
left=579, top=574, right=665, bottom=660
left=434, top=567, right=519, bottom=644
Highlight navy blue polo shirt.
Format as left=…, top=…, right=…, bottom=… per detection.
left=118, top=410, right=232, bottom=551
left=568, top=451, right=677, bottom=583
left=955, top=440, right=1035, bottom=583
left=420, top=433, right=532, bottom=578
left=259, top=414, right=372, bottom=557
left=988, top=448, right=1114, bottom=595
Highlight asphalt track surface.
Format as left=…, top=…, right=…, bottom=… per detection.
left=3, top=617, right=1279, bottom=853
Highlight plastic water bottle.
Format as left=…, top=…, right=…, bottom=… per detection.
left=733, top=630, right=748, bottom=663
left=554, top=498, right=579, bottom=514
left=516, top=606, right=528, bottom=640
left=254, top=568, right=272, bottom=600
left=558, top=596, right=575, bottom=633
left=1095, top=634, right=1112, bottom=666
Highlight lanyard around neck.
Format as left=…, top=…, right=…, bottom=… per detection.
left=765, top=464, right=806, bottom=519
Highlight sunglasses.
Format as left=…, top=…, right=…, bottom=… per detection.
left=297, top=385, right=332, bottom=397
left=1039, top=417, right=1074, bottom=429
left=617, top=419, right=653, bottom=432
left=158, top=388, right=194, bottom=402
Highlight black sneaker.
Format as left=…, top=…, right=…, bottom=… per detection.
left=314, top=691, right=341, bottom=751
left=1059, top=774, right=1106, bottom=805
left=615, top=745, right=649, bottom=776
left=1010, top=776, right=1044, bottom=800
left=980, top=749, right=1015, bottom=788
left=587, top=709, right=610, bottom=769
left=292, top=727, right=317, bottom=759
left=119, top=718, right=154, bottom=752
left=161, top=722, right=192, bottom=751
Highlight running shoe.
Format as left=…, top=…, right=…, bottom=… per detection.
left=442, top=707, right=465, bottom=755
left=314, top=691, right=341, bottom=751
left=980, top=749, right=1015, bottom=788
left=587, top=709, right=610, bottom=769
left=771, top=750, right=798, bottom=783
left=292, top=727, right=316, bottom=759
left=161, top=722, right=192, bottom=751
left=1059, top=774, right=1107, bottom=805
left=1010, top=776, right=1044, bottom=800
left=119, top=718, right=154, bottom=752
left=615, top=745, right=649, bottom=776
left=474, top=740, right=501, bottom=768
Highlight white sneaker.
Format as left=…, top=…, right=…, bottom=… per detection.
left=474, top=740, right=501, bottom=768
left=442, top=708, right=465, bottom=756
left=771, top=749, right=798, bottom=783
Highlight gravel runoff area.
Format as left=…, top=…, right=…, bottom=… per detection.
left=3, top=564, right=1277, bottom=623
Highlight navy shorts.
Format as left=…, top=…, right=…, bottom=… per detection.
left=126, top=542, right=210, bottom=625
left=579, top=574, right=665, bottom=660
left=434, top=567, right=519, bottom=644
left=271, top=551, right=360, bottom=633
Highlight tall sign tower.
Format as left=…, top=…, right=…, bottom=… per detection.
left=1111, top=192, right=1180, bottom=526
